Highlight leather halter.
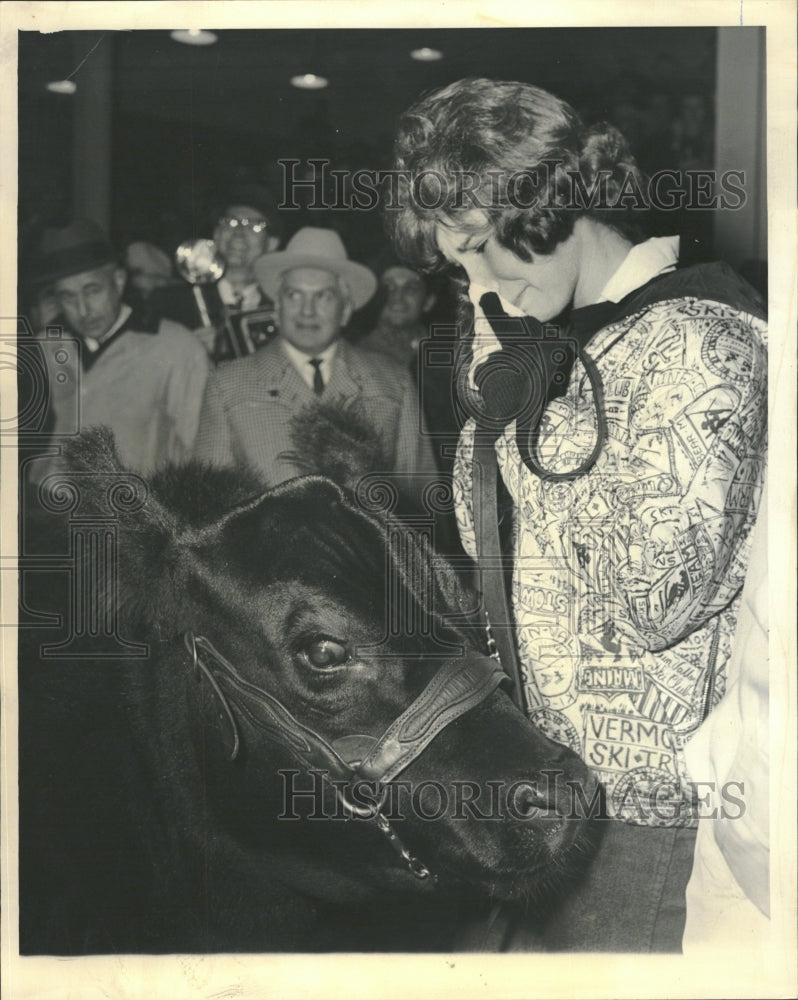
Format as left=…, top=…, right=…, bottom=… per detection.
left=184, top=631, right=508, bottom=881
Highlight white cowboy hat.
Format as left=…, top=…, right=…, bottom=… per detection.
left=253, top=227, right=377, bottom=309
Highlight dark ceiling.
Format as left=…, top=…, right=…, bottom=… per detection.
left=19, top=27, right=718, bottom=264
left=118, top=27, right=717, bottom=141
left=21, top=27, right=717, bottom=144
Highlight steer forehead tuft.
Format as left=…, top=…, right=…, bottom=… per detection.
left=220, top=484, right=387, bottom=587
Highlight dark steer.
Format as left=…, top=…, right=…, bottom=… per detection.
left=19, top=429, right=600, bottom=954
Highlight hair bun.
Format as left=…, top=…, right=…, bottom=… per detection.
left=579, top=123, right=638, bottom=183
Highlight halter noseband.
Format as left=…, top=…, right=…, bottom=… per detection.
left=184, top=631, right=508, bottom=881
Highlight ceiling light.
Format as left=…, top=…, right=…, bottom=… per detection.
left=170, top=29, right=218, bottom=46
left=410, top=47, right=443, bottom=61
left=291, top=73, right=329, bottom=90
left=46, top=80, right=77, bottom=95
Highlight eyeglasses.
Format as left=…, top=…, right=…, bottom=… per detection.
left=218, top=216, right=270, bottom=234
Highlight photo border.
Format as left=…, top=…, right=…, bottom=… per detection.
left=2, top=3, right=795, bottom=998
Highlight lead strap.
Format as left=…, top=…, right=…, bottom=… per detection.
left=471, top=435, right=525, bottom=709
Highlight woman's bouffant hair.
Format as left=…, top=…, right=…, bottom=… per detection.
left=389, top=78, right=650, bottom=274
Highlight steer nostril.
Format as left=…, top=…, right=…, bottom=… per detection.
left=518, top=794, right=540, bottom=819
left=510, top=782, right=551, bottom=819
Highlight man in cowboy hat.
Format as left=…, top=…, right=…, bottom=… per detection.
left=31, top=218, right=209, bottom=480
left=193, top=227, right=438, bottom=492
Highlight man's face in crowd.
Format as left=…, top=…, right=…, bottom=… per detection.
left=214, top=203, right=277, bottom=273
left=127, top=266, right=170, bottom=299
left=277, top=267, right=352, bottom=355
left=53, top=264, right=126, bottom=341
left=378, top=266, right=434, bottom=328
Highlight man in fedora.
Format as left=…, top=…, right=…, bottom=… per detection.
left=193, top=227, right=437, bottom=491
left=31, top=219, right=209, bottom=479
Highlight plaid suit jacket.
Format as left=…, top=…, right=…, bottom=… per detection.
left=193, top=337, right=438, bottom=487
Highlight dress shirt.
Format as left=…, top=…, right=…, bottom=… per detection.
left=279, top=338, right=339, bottom=391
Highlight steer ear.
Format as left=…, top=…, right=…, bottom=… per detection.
left=57, top=427, right=171, bottom=533
left=284, top=399, right=391, bottom=490
left=52, top=428, right=182, bottom=637
left=60, top=425, right=125, bottom=478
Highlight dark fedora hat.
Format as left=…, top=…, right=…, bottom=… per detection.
left=34, top=219, right=117, bottom=285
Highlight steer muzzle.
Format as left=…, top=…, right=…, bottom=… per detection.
left=387, top=678, right=603, bottom=904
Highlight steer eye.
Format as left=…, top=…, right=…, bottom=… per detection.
left=298, top=638, right=350, bottom=671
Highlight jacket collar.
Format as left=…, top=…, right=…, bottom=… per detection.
left=255, top=337, right=362, bottom=401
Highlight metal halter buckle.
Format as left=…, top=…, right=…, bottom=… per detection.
left=184, top=631, right=507, bottom=885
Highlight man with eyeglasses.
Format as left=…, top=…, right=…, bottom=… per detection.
left=151, top=184, right=282, bottom=362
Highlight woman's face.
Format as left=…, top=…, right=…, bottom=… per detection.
left=435, top=210, right=582, bottom=322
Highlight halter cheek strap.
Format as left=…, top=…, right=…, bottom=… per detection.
left=185, top=632, right=351, bottom=776
left=183, top=631, right=509, bottom=884
left=354, top=653, right=507, bottom=784
left=184, top=632, right=508, bottom=786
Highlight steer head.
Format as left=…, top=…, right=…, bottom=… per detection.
left=56, top=429, right=601, bottom=928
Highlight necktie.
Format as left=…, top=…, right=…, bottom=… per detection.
left=309, top=357, right=324, bottom=395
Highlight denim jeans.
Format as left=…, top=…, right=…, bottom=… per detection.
left=457, top=821, right=698, bottom=952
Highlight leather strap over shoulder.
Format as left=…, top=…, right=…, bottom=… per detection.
left=472, top=435, right=525, bottom=709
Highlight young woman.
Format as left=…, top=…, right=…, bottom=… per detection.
left=389, top=78, right=768, bottom=951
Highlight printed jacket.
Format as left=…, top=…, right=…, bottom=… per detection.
left=453, top=262, right=768, bottom=826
